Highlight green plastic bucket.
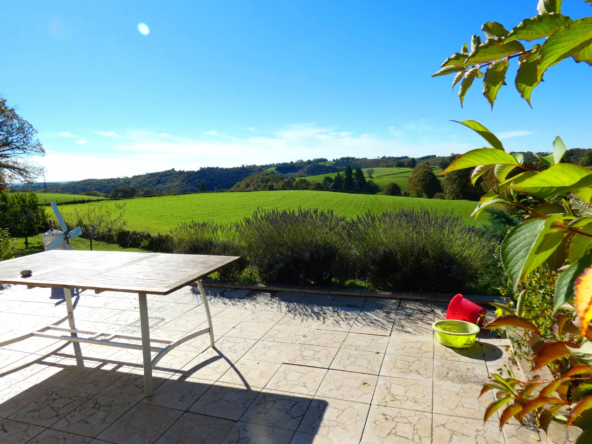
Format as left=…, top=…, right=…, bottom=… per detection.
left=432, top=320, right=480, bottom=348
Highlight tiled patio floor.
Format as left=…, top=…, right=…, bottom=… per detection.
left=0, top=284, right=542, bottom=443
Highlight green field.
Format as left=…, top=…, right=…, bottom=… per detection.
left=53, top=190, right=481, bottom=233
left=10, top=236, right=147, bottom=258
left=32, top=192, right=104, bottom=204
left=303, top=167, right=442, bottom=192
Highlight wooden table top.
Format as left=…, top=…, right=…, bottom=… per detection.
left=0, top=250, right=239, bottom=295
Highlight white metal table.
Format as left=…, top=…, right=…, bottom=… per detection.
left=0, top=250, right=239, bottom=397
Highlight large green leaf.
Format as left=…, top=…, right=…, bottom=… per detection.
left=458, top=68, right=483, bottom=107
left=451, top=71, right=465, bottom=90
left=432, top=65, right=466, bottom=77
left=507, top=164, right=592, bottom=198
left=554, top=252, right=592, bottom=312
left=505, top=13, right=572, bottom=43
left=471, top=164, right=493, bottom=185
left=482, top=21, right=509, bottom=39
left=465, top=39, right=525, bottom=65
left=538, top=0, right=563, bottom=14
left=538, top=18, right=592, bottom=84
left=573, top=41, right=592, bottom=65
left=471, top=34, right=482, bottom=52
left=483, top=60, right=509, bottom=108
left=515, top=45, right=541, bottom=107
left=453, top=120, right=505, bottom=151
left=569, top=225, right=592, bottom=263
left=494, top=164, right=518, bottom=182
left=440, top=148, right=517, bottom=175
left=441, top=52, right=468, bottom=68
left=552, top=136, right=567, bottom=164
left=502, top=216, right=565, bottom=291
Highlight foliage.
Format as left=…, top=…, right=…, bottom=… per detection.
left=408, top=162, right=443, bottom=198
left=64, top=202, right=127, bottom=250
left=442, top=168, right=483, bottom=201
left=110, top=185, right=138, bottom=199
left=0, top=192, right=49, bottom=248
left=433, top=1, right=592, bottom=107
left=236, top=208, right=355, bottom=286
left=0, top=229, right=14, bottom=261
left=382, top=182, right=402, bottom=196
left=352, top=209, right=496, bottom=293
left=406, top=158, right=417, bottom=168
left=366, top=168, right=375, bottom=178
left=231, top=171, right=286, bottom=192
left=354, top=167, right=366, bottom=190
left=343, top=166, right=354, bottom=191
left=0, top=97, right=45, bottom=184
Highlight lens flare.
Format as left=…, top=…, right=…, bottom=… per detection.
left=138, top=23, right=150, bottom=35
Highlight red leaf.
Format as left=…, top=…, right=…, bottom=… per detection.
left=567, top=394, right=592, bottom=426
left=519, top=397, right=566, bottom=421
left=574, top=266, right=592, bottom=339
left=564, top=365, right=592, bottom=378
left=484, top=396, right=513, bottom=422
left=520, top=381, right=543, bottom=398
left=484, top=315, right=541, bottom=335
left=540, top=378, right=564, bottom=398
left=500, top=403, right=523, bottom=428
left=534, top=342, right=579, bottom=370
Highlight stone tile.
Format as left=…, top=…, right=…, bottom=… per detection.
left=142, top=378, right=212, bottom=410
left=0, top=382, right=52, bottom=418
left=348, top=311, right=396, bottom=336
left=266, top=365, right=327, bottom=396
left=224, top=319, right=282, bottom=341
left=51, top=364, right=129, bottom=395
left=213, top=336, right=258, bottom=361
left=51, top=394, right=137, bottom=437
left=392, top=315, right=434, bottom=337
left=263, top=326, right=348, bottom=348
left=316, top=370, right=377, bottom=404
left=380, top=355, right=434, bottom=380
left=300, top=294, right=366, bottom=309
left=97, top=403, right=183, bottom=443
left=243, top=341, right=338, bottom=367
left=218, top=358, right=282, bottom=389
left=0, top=418, right=45, bottom=444
left=330, top=349, right=384, bottom=375
left=180, top=349, right=235, bottom=382
left=341, top=333, right=389, bottom=353
left=292, top=399, right=369, bottom=444
left=98, top=368, right=171, bottom=402
left=159, top=309, right=208, bottom=333
left=361, top=298, right=399, bottom=312
left=434, top=342, right=485, bottom=362
left=224, top=289, right=251, bottom=299
left=28, top=429, right=97, bottom=443
left=373, top=376, right=432, bottom=412
left=310, top=309, right=360, bottom=332
left=222, top=421, right=295, bottom=444
left=0, top=349, right=30, bottom=371
left=241, top=390, right=312, bottom=431
left=433, top=379, right=493, bottom=421
left=361, top=405, right=432, bottom=444
left=189, top=382, right=259, bottom=421
left=434, top=359, right=489, bottom=384
left=503, top=425, right=542, bottom=443
left=432, top=413, right=504, bottom=443
left=10, top=388, right=91, bottom=428
left=386, top=335, right=434, bottom=358
left=155, top=412, right=236, bottom=444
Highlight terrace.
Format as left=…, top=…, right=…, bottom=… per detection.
left=0, top=283, right=537, bottom=443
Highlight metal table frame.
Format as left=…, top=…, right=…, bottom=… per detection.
left=0, top=280, right=214, bottom=397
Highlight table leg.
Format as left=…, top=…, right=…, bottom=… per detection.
left=64, top=287, right=84, bottom=366
left=138, top=292, right=153, bottom=397
left=197, top=280, right=215, bottom=348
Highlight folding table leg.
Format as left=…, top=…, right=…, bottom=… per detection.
left=197, top=280, right=215, bottom=348
left=138, top=292, right=154, bottom=397
left=64, top=287, right=84, bottom=366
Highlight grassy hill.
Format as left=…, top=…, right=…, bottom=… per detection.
left=303, top=167, right=443, bottom=192
left=32, top=192, right=105, bottom=204
left=53, top=190, right=481, bottom=233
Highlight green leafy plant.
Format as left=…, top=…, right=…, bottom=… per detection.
left=0, top=228, right=14, bottom=261
left=433, top=1, right=592, bottom=107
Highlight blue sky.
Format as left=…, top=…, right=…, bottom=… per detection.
left=2, top=0, right=591, bottom=181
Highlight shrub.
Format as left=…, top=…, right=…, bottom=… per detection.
left=236, top=208, right=354, bottom=286
left=408, top=162, right=442, bottom=198
left=170, top=221, right=246, bottom=280
left=352, top=209, right=495, bottom=293
left=433, top=192, right=445, bottom=199
left=383, top=183, right=402, bottom=196
left=442, top=168, right=482, bottom=201
left=0, top=229, right=13, bottom=261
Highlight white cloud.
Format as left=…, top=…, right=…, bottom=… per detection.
left=497, top=130, right=534, bottom=140
left=159, top=133, right=168, bottom=137
left=37, top=123, right=474, bottom=182
left=76, top=140, right=88, bottom=144
left=203, top=131, right=218, bottom=136
left=58, top=132, right=75, bottom=137
left=95, top=131, right=119, bottom=137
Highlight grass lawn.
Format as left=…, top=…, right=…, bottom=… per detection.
left=9, top=236, right=147, bottom=258
left=303, top=167, right=442, bottom=192
left=31, top=192, right=105, bottom=204
left=51, top=190, right=482, bottom=233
